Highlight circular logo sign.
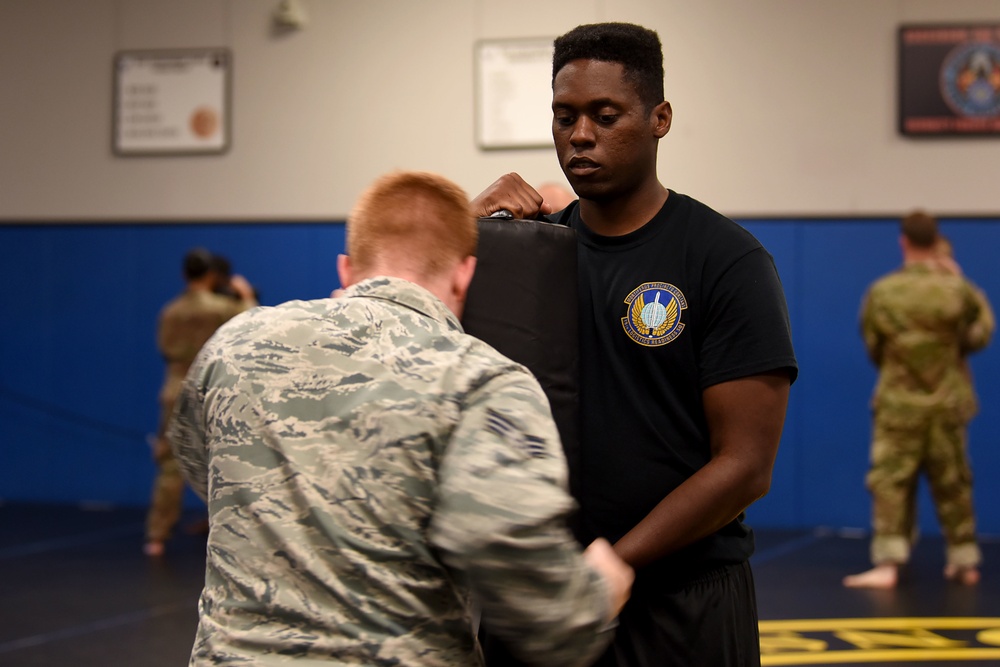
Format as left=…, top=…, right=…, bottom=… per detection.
left=940, top=42, right=1000, bottom=117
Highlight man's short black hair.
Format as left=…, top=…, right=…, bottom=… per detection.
left=209, top=254, right=233, bottom=279
left=553, top=22, right=665, bottom=111
left=183, top=247, right=213, bottom=281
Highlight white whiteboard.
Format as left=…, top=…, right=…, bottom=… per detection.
left=113, top=49, right=230, bottom=156
left=475, top=39, right=554, bottom=150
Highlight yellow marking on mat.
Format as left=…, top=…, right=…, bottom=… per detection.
left=759, top=618, right=1000, bottom=665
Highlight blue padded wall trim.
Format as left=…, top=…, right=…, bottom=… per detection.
left=1, top=218, right=997, bottom=536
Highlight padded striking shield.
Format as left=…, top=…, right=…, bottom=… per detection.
left=463, top=216, right=582, bottom=667
left=461, top=217, right=580, bottom=479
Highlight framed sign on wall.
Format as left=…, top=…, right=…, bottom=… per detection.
left=113, top=48, right=231, bottom=156
left=475, top=38, right=554, bottom=150
left=899, top=24, right=1000, bottom=137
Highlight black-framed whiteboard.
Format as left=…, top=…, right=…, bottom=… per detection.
left=475, top=38, right=554, bottom=150
left=113, top=48, right=231, bottom=156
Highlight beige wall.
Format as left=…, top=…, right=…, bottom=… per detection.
left=1, top=0, right=998, bottom=220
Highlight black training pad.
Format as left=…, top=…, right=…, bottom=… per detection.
left=462, top=217, right=579, bottom=474
left=462, top=217, right=580, bottom=667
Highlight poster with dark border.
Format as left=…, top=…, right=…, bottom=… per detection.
left=899, top=24, right=1000, bottom=137
left=113, top=48, right=231, bottom=156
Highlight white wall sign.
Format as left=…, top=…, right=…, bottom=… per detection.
left=475, top=38, right=554, bottom=150
left=113, top=49, right=231, bottom=156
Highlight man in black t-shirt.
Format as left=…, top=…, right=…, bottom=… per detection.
left=472, top=22, right=797, bottom=667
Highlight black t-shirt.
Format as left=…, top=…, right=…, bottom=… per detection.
left=551, top=191, right=798, bottom=585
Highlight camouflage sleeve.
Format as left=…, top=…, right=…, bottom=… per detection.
left=166, top=349, right=212, bottom=502
left=156, top=309, right=173, bottom=360
left=231, top=298, right=257, bottom=319
left=962, top=280, right=994, bottom=354
left=429, top=369, right=612, bottom=667
left=859, top=288, right=884, bottom=365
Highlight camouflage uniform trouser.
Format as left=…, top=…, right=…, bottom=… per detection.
left=145, top=399, right=184, bottom=543
left=867, top=411, right=981, bottom=569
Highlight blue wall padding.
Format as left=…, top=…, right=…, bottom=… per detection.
left=0, top=223, right=344, bottom=507
left=1, top=218, right=997, bottom=536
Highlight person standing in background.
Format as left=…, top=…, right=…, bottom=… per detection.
left=210, top=253, right=261, bottom=304
left=844, top=211, right=994, bottom=589
left=145, top=248, right=256, bottom=557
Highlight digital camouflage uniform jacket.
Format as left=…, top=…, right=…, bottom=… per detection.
left=861, top=261, right=994, bottom=424
left=170, top=277, right=611, bottom=667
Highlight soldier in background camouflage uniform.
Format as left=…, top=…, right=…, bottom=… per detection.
left=145, top=248, right=256, bottom=557
left=169, top=171, right=633, bottom=666
left=844, top=211, right=994, bottom=589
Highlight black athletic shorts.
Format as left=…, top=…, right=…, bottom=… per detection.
left=593, top=560, right=761, bottom=667
left=480, top=560, right=760, bottom=667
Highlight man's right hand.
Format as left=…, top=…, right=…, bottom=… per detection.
left=935, top=255, right=963, bottom=276
left=584, top=538, right=634, bottom=621
left=471, top=173, right=551, bottom=220
left=230, top=275, right=257, bottom=304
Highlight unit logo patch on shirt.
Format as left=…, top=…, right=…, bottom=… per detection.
left=621, top=282, right=687, bottom=347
